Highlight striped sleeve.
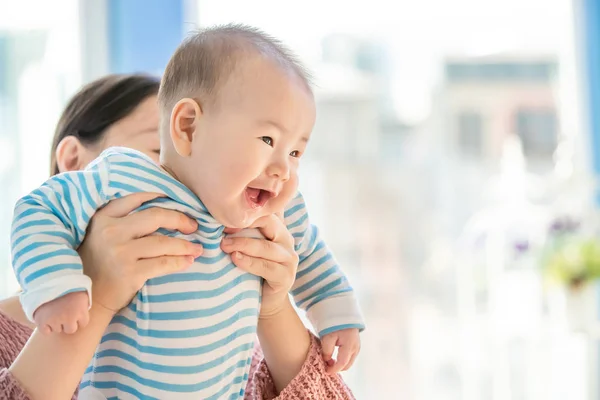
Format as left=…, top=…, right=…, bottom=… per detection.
left=10, top=159, right=112, bottom=321
left=285, top=192, right=365, bottom=337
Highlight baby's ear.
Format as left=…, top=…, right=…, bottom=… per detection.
left=170, top=98, right=202, bottom=157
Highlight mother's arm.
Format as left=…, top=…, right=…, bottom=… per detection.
left=5, top=193, right=202, bottom=400
left=7, top=302, right=115, bottom=400
left=221, top=215, right=355, bottom=399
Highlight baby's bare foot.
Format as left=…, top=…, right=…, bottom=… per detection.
left=33, top=291, right=90, bottom=334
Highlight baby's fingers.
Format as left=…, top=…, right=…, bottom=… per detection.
left=40, top=324, right=53, bottom=335
left=62, top=320, right=79, bottom=334
left=321, top=334, right=337, bottom=362
left=327, top=345, right=353, bottom=374
left=343, top=351, right=359, bottom=371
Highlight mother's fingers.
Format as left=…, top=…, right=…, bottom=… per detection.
left=131, top=236, right=203, bottom=259
left=136, top=255, right=195, bottom=281
left=99, top=192, right=165, bottom=218
left=121, top=208, right=198, bottom=239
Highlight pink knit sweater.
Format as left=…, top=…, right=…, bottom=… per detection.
left=0, top=311, right=354, bottom=400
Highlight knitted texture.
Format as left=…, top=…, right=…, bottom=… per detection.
left=245, top=335, right=356, bottom=400
left=0, top=309, right=35, bottom=400
left=0, top=310, right=354, bottom=400
left=0, top=369, right=28, bottom=400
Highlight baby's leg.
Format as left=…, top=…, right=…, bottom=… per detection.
left=33, top=291, right=90, bottom=334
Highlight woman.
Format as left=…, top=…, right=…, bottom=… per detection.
left=0, top=74, right=354, bottom=400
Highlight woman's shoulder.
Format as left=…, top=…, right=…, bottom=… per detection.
left=0, top=305, right=33, bottom=370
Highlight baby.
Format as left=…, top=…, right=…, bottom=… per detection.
left=11, top=25, right=364, bottom=399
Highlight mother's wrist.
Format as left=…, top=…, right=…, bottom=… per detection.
left=90, top=301, right=119, bottom=323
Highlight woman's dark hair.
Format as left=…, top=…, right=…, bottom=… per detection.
left=50, top=74, right=160, bottom=175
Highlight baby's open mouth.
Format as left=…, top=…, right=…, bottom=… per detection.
left=245, top=187, right=275, bottom=209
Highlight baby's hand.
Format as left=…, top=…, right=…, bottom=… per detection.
left=33, top=291, right=90, bottom=334
left=321, top=328, right=361, bottom=374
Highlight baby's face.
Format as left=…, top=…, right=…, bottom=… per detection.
left=185, top=59, right=316, bottom=228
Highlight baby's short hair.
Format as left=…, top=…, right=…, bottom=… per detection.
left=158, top=24, right=312, bottom=114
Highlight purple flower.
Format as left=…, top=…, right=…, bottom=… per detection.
left=514, top=240, right=530, bottom=253
left=549, top=216, right=580, bottom=235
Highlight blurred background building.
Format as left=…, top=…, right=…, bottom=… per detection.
left=2, top=0, right=600, bottom=399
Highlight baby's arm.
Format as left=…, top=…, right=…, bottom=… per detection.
left=11, top=162, right=110, bottom=334
left=284, top=192, right=365, bottom=372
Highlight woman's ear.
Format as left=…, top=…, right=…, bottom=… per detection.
left=170, top=98, right=202, bottom=157
left=55, top=136, right=88, bottom=173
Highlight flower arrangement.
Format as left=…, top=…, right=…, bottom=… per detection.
left=541, top=215, right=600, bottom=291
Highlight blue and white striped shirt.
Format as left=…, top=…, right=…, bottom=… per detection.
left=11, top=147, right=364, bottom=399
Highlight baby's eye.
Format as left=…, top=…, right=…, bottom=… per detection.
left=261, top=137, right=273, bottom=146
left=290, top=150, right=301, bottom=158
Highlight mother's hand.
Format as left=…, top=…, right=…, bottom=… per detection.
left=9, top=194, right=204, bottom=400
left=79, top=192, right=204, bottom=313
left=220, top=214, right=298, bottom=318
